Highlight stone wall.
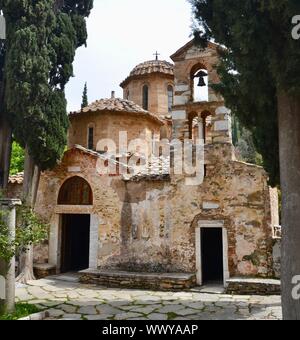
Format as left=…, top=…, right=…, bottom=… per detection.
left=35, top=143, right=276, bottom=278
left=68, top=111, right=162, bottom=153
left=226, top=278, right=281, bottom=296
left=121, top=73, right=174, bottom=118
left=80, top=270, right=196, bottom=291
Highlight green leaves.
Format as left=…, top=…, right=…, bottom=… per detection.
left=190, top=0, right=294, bottom=185
left=2, top=0, right=93, bottom=171
left=10, top=141, right=25, bottom=175
left=0, top=206, right=49, bottom=262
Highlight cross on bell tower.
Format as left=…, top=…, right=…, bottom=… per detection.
left=153, top=51, right=160, bottom=61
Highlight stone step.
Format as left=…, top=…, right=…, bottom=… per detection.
left=226, top=277, right=281, bottom=296
left=79, top=269, right=196, bottom=291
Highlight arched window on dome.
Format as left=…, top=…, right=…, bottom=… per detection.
left=142, top=85, right=149, bottom=110
left=167, top=85, right=174, bottom=113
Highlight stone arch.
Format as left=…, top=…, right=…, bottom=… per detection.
left=58, top=176, right=93, bottom=205
left=190, top=63, right=209, bottom=103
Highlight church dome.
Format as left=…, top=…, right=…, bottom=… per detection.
left=120, top=59, right=174, bottom=88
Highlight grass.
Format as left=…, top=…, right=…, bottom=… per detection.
left=0, top=303, right=41, bottom=320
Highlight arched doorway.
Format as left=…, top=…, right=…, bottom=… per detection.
left=58, top=177, right=93, bottom=273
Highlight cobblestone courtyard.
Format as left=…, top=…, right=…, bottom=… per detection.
left=16, top=277, right=282, bottom=320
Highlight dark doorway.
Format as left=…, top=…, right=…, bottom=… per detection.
left=61, top=214, right=90, bottom=273
left=201, top=228, right=224, bottom=284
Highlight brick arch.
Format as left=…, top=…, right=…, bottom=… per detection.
left=57, top=176, right=93, bottom=205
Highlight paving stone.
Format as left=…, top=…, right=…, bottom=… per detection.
left=114, top=312, right=143, bottom=320
left=47, top=308, right=65, bottom=318
left=157, top=304, right=185, bottom=314
left=85, top=315, right=114, bottom=320
left=96, top=305, right=123, bottom=315
left=60, top=304, right=78, bottom=314
left=61, top=314, right=82, bottom=320
left=78, top=306, right=98, bottom=315
left=147, top=313, right=168, bottom=320
left=132, top=306, right=160, bottom=315
left=181, top=301, right=205, bottom=310
left=16, top=278, right=283, bottom=321
left=176, top=308, right=201, bottom=316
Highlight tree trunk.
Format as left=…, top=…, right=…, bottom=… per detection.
left=0, top=199, right=20, bottom=315
left=16, top=146, right=40, bottom=284
left=0, top=79, right=12, bottom=191
left=278, top=90, right=300, bottom=320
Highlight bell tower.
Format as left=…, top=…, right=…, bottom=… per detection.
left=170, top=40, right=232, bottom=146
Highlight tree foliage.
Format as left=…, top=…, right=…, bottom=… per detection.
left=190, top=0, right=300, bottom=186
left=0, top=0, right=93, bottom=171
left=10, top=141, right=25, bottom=175
left=0, top=206, right=48, bottom=263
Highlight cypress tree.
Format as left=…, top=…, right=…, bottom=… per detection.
left=81, top=82, right=88, bottom=108
left=190, top=0, right=300, bottom=319
left=0, top=0, right=93, bottom=282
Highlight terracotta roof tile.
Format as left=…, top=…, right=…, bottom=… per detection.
left=120, top=60, right=174, bottom=87
left=9, top=172, right=24, bottom=185
left=70, top=98, right=164, bottom=125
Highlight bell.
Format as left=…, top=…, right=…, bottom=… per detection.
left=194, top=70, right=208, bottom=87
left=197, top=77, right=206, bottom=87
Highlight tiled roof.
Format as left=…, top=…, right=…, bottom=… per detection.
left=124, top=155, right=171, bottom=182
left=72, top=145, right=170, bottom=182
left=120, top=60, right=174, bottom=87
left=69, top=98, right=164, bottom=125
left=9, top=172, right=24, bottom=184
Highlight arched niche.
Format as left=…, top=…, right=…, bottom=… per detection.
left=58, top=176, right=93, bottom=206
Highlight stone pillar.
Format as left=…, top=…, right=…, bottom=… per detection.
left=0, top=199, right=22, bottom=314
left=171, top=109, right=188, bottom=141
left=198, top=117, right=204, bottom=141
left=212, top=106, right=232, bottom=144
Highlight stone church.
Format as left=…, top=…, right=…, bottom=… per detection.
left=9, top=40, right=280, bottom=290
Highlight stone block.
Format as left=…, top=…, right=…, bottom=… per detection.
left=175, top=85, right=189, bottom=92
left=172, top=110, right=186, bottom=120
left=174, top=96, right=188, bottom=106
left=203, top=202, right=220, bottom=210
left=216, top=106, right=231, bottom=115
left=214, top=120, right=230, bottom=131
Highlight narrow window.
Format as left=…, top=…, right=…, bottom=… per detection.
left=167, top=85, right=174, bottom=112
left=143, top=85, right=149, bottom=110
left=88, top=126, right=94, bottom=150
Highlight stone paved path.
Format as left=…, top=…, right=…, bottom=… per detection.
left=15, top=277, right=282, bottom=320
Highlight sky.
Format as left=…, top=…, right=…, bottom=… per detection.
left=65, top=0, right=193, bottom=112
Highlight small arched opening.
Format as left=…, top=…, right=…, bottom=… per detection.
left=58, top=176, right=93, bottom=206
left=167, top=85, right=174, bottom=113
left=142, top=84, right=149, bottom=110
left=87, top=123, right=95, bottom=150
left=190, top=64, right=209, bottom=103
